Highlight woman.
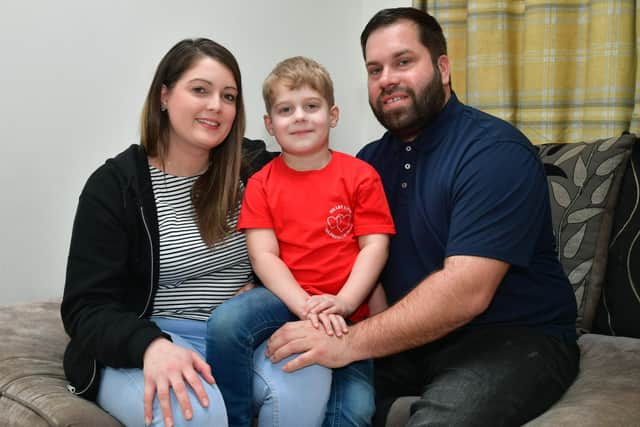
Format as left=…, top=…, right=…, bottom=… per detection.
left=61, top=38, right=331, bottom=427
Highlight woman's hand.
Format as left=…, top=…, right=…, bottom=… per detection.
left=142, top=338, right=215, bottom=427
left=233, top=282, right=256, bottom=296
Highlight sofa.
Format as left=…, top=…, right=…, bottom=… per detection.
left=2, top=134, right=640, bottom=426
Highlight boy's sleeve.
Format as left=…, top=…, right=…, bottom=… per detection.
left=353, top=164, right=396, bottom=236
left=237, top=175, right=274, bottom=231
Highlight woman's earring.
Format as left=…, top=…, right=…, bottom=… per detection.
left=161, top=104, right=167, bottom=112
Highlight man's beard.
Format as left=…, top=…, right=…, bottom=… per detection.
left=370, top=68, right=445, bottom=140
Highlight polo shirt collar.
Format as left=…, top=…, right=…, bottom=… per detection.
left=389, top=91, right=463, bottom=153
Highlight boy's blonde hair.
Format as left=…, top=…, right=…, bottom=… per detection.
left=262, top=56, right=335, bottom=113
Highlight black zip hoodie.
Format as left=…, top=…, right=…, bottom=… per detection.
left=61, top=139, right=276, bottom=400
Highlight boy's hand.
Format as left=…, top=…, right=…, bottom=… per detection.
left=307, top=312, right=348, bottom=337
left=304, top=294, right=351, bottom=317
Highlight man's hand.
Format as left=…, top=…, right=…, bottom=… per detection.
left=266, top=320, right=354, bottom=372
left=142, top=338, right=215, bottom=427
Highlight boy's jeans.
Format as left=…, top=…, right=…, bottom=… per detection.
left=207, top=286, right=375, bottom=427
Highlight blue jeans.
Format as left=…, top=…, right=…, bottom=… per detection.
left=207, top=286, right=375, bottom=427
left=373, top=326, right=580, bottom=426
left=97, top=316, right=331, bottom=427
left=97, top=317, right=228, bottom=427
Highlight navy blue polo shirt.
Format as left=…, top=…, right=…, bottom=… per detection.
left=357, top=93, right=577, bottom=341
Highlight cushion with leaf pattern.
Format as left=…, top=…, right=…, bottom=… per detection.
left=593, top=136, right=640, bottom=338
left=537, top=134, right=635, bottom=333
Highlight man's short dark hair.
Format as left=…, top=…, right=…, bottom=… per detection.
left=360, top=7, right=447, bottom=64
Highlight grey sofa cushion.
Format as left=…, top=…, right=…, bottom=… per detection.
left=524, top=333, right=640, bottom=426
left=594, top=137, right=640, bottom=338
left=0, top=301, right=120, bottom=427
left=385, top=334, right=640, bottom=426
left=537, top=134, right=635, bottom=332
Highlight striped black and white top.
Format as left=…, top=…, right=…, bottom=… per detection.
left=149, top=164, right=253, bottom=321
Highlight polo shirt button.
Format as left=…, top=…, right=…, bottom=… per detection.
left=404, top=163, right=411, bottom=170
left=405, top=145, right=412, bottom=152
left=401, top=182, right=408, bottom=189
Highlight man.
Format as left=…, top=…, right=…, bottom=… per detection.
left=267, top=7, right=579, bottom=426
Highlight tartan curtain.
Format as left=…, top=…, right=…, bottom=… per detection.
left=414, top=0, right=639, bottom=144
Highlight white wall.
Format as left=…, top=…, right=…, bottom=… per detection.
left=0, top=0, right=410, bottom=304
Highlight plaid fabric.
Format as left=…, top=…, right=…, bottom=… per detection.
left=414, top=0, right=640, bottom=144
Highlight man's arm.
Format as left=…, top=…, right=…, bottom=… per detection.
left=266, top=254, right=508, bottom=371
left=246, top=228, right=310, bottom=319
left=351, top=255, right=507, bottom=356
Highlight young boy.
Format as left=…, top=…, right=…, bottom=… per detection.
left=206, top=56, right=394, bottom=426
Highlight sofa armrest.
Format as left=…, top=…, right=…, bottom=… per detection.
left=0, top=301, right=120, bottom=427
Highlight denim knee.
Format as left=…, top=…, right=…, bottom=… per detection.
left=206, top=290, right=259, bottom=342
left=254, top=340, right=332, bottom=427
left=98, top=366, right=228, bottom=427
left=170, top=384, right=228, bottom=427
left=207, top=287, right=291, bottom=350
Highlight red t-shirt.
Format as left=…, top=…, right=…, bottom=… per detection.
left=238, top=151, right=395, bottom=321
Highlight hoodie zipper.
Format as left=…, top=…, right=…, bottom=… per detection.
left=138, top=205, right=154, bottom=317
left=66, top=359, right=97, bottom=395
